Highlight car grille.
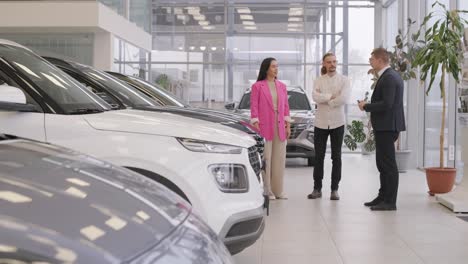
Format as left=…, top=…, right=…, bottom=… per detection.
left=252, top=134, right=264, bottom=157
left=248, top=146, right=262, bottom=181
left=290, top=123, right=308, bottom=139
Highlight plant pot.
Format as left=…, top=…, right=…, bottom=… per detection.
left=425, top=167, right=456, bottom=195
left=395, top=150, right=411, bottom=172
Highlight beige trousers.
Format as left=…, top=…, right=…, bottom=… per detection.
left=262, top=113, right=287, bottom=197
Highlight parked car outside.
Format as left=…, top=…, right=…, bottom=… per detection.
left=0, top=134, right=233, bottom=263
left=225, top=86, right=316, bottom=166
left=0, top=39, right=264, bottom=254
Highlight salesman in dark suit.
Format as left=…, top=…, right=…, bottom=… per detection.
left=358, top=48, right=405, bottom=211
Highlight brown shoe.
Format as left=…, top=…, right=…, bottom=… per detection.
left=307, top=190, right=322, bottom=199
left=330, top=191, right=340, bottom=200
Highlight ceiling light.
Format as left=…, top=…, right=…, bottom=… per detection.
left=240, top=14, right=254, bottom=20
left=236, top=7, right=251, bottom=14
left=66, top=178, right=90, bottom=187
left=80, top=225, right=105, bottom=241
left=189, top=46, right=195, bottom=50
left=187, top=9, right=200, bottom=15
left=289, top=8, right=304, bottom=16
left=288, top=23, right=302, bottom=28
left=211, top=47, right=217, bottom=51
left=0, top=191, right=32, bottom=203
left=193, top=15, right=206, bottom=20
left=244, top=26, right=257, bottom=30
left=198, top=21, right=210, bottom=26
left=288, top=17, right=303, bottom=22
left=65, top=187, right=87, bottom=199
left=0, top=244, right=17, bottom=253
left=176, top=14, right=186, bottom=20
left=233, top=47, right=239, bottom=51
left=203, top=26, right=215, bottom=30
left=288, top=28, right=301, bottom=32
left=137, top=211, right=150, bottom=221
left=106, top=216, right=127, bottom=231
left=200, top=46, right=206, bottom=51
left=242, top=21, right=255, bottom=26
left=178, top=46, right=184, bottom=50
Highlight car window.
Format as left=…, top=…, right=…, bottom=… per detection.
left=127, top=77, right=187, bottom=107
left=79, top=68, right=158, bottom=108
left=64, top=70, right=122, bottom=110
left=0, top=44, right=110, bottom=114
left=0, top=67, right=42, bottom=110
left=238, top=90, right=311, bottom=110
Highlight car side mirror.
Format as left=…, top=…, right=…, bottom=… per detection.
left=0, top=85, right=38, bottom=112
left=225, top=102, right=235, bottom=110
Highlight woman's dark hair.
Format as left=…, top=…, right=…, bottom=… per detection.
left=257, top=57, right=276, bottom=81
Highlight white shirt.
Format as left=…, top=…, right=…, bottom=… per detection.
left=378, top=65, right=391, bottom=79
left=312, top=73, right=351, bottom=129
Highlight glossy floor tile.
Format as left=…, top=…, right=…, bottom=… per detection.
left=233, top=154, right=468, bottom=264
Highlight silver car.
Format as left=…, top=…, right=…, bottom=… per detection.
left=0, top=135, right=233, bottom=263
left=225, top=86, right=315, bottom=166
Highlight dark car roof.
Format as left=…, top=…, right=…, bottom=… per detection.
left=0, top=138, right=190, bottom=263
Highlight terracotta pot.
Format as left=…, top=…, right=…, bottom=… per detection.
left=425, top=167, right=456, bottom=195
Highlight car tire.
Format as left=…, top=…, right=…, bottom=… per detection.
left=307, top=157, right=315, bottom=167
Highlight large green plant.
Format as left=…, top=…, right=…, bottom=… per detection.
left=413, top=1, right=468, bottom=168
left=344, top=119, right=375, bottom=153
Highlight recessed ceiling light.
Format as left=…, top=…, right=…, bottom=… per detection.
left=236, top=7, right=251, bottom=14
left=242, top=21, right=255, bottom=26
left=244, top=26, right=257, bottom=30
left=200, top=46, right=206, bottom=51
left=288, top=23, right=302, bottom=28
left=240, top=14, right=254, bottom=20
left=288, top=17, right=303, bottom=22
left=233, top=47, right=239, bottom=51
left=288, top=28, right=301, bottom=32
left=211, top=47, right=217, bottom=51
left=189, top=46, right=195, bottom=50
left=198, top=21, right=210, bottom=26
left=202, top=26, right=215, bottom=30
left=178, top=46, right=184, bottom=50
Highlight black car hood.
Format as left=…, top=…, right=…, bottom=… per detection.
left=135, top=105, right=256, bottom=134
left=0, top=139, right=190, bottom=263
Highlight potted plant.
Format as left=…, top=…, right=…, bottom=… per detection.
left=412, top=1, right=468, bottom=195
left=344, top=117, right=375, bottom=154
left=388, top=18, right=422, bottom=172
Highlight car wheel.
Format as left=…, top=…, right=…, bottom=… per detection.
left=307, top=157, right=315, bottom=167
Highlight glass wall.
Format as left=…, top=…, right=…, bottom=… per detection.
left=151, top=0, right=375, bottom=112
left=99, top=0, right=151, bottom=33
left=113, top=37, right=150, bottom=80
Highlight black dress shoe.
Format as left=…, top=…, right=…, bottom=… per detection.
left=364, top=197, right=383, bottom=207
left=370, top=202, right=396, bottom=211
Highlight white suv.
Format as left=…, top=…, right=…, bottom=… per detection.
left=0, top=39, right=264, bottom=254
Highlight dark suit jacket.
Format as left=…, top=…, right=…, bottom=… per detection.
left=364, top=68, right=406, bottom=132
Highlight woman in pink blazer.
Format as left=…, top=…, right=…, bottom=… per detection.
left=250, top=57, right=291, bottom=200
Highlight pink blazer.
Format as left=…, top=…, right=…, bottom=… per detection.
left=250, top=80, right=291, bottom=141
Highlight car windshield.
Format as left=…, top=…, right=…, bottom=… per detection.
left=126, top=76, right=188, bottom=107
left=238, top=90, right=311, bottom=110
left=79, top=67, right=158, bottom=108
left=0, top=44, right=110, bottom=114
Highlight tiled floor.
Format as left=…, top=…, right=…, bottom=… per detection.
left=233, top=154, right=468, bottom=264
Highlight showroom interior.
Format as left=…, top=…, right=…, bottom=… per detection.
left=1, top=0, right=468, bottom=263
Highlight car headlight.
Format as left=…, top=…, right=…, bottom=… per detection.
left=177, top=138, right=243, bottom=154
left=209, top=164, right=249, bottom=193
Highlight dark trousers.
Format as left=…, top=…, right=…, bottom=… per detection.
left=374, top=131, right=400, bottom=205
left=313, top=125, right=344, bottom=191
